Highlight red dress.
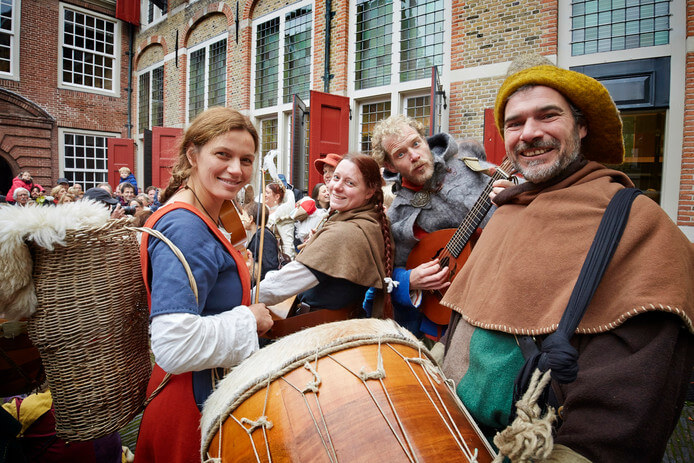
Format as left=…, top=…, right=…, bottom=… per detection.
left=134, top=203, right=251, bottom=463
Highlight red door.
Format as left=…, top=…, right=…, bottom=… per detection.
left=308, top=90, right=350, bottom=190
left=152, top=127, right=183, bottom=189
left=108, top=138, right=134, bottom=189
left=484, top=108, right=506, bottom=166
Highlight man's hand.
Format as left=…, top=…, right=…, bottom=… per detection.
left=490, top=178, right=515, bottom=204
left=409, top=259, right=450, bottom=291
left=110, top=204, right=125, bottom=219
left=248, top=303, right=273, bottom=336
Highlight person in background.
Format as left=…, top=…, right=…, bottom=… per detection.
left=49, top=185, right=66, bottom=205
left=243, top=201, right=280, bottom=283
left=370, top=114, right=495, bottom=341
left=441, top=57, right=694, bottom=462
left=134, top=106, right=272, bottom=463
left=83, top=187, right=124, bottom=219
left=314, top=152, right=342, bottom=186
left=12, top=188, right=30, bottom=206
left=265, top=182, right=296, bottom=260
left=312, top=182, right=330, bottom=210
left=56, top=178, right=70, bottom=190
left=118, top=167, right=139, bottom=195
left=97, top=182, right=114, bottom=196
left=6, top=171, right=34, bottom=205
left=57, top=192, right=75, bottom=204
left=258, top=153, right=394, bottom=321
left=293, top=184, right=329, bottom=249
left=67, top=185, right=83, bottom=200
left=119, top=183, right=136, bottom=207
left=145, top=186, right=161, bottom=212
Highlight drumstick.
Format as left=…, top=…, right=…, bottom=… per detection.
left=254, top=166, right=267, bottom=303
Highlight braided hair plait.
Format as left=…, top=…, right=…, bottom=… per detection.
left=373, top=188, right=394, bottom=319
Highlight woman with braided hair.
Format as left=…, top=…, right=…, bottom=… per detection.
left=258, top=153, right=395, bottom=320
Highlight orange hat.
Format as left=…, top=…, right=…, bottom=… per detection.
left=314, top=153, right=343, bottom=176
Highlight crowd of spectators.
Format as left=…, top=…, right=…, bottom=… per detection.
left=0, top=170, right=161, bottom=228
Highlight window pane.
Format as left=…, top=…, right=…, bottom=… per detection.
left=283, top=6, right=312, bottom=104
left=188, top=48, right=205, bottom=120
left=152, top=66, right=164, bottom=127
left=406, top=95, right=431, bottom=136
left=360, top=101, right=391, bottom=154
left=570, top=0, right=670, bottom=56
left=62, top=7, right=116, bottom=90
left=64, top=132, right=109, bottom=190
left=255, top=18, right=279, bottom=109
left=138, top=73, right=150, bottom=133
left=399, top=0, right=444, bottom=82
left=356, top=0, right=392, bottom=90
left=208, top=39, right=227, bottom=108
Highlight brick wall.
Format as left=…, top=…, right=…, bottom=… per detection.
left=0, top=0, right=129, bottom=187
left=680, top=6, right=694, bottom=226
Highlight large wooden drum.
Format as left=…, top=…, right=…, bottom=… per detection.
left=201, top=319, right=495, bottom=462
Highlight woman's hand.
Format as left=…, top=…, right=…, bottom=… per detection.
left=409, top=259, right=451, bottom=291
left=248, top=303, right=273, bottom=336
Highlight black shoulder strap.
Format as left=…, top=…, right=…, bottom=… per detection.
left=511, top=188, right=642, bottom=418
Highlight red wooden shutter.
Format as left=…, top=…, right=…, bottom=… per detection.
left=152, top=127, right=183, bottom=189
left=107, top=138, right=134, bottom=189
left=484, top=108, right=506, bottom=166
left=308, top=90, right=350, bottom=191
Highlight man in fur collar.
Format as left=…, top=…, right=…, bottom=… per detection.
left=371, top=115, right=495, bottom=340
left=441, top=57, right=694, bottom=462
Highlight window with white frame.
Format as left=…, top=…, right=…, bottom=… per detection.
left=355, top=0, right=444, bottom=90
left=0, top=0, right=19, bottom=79
left=60, top=5, right=118, bottom=93
left=360, top=101, right=391, bottom=154
left=138, top=64, right=164, bottom=133
left=141, top=0, right=166, bottom=28
left=188, top=37, right=227, bottom=122
left=253, top=2, right=313, bottom=110
left=62, top=131, right=110, bottom=190
left=353, top=0, right=445, bottom=151
left=570, top=0, right=670, bottom=56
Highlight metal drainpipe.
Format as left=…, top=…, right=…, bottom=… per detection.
left=323, top=0, right=334, bottom=93
left=126, top=23, right=134, bottom=138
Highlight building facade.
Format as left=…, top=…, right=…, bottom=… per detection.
left=0, top=0, right=131, bottom=191
left=1, top=0, right=692, bottom=241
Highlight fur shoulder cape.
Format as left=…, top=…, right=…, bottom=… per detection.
left=0, top=201, right=110, bottom=319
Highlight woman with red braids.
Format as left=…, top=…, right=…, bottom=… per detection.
left=258, top=153, right=395, bottom=320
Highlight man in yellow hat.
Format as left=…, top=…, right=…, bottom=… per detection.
left=440, top=57, right=694, bottom=461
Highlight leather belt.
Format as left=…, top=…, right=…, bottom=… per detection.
left=262, top=303, right=360, bottom=339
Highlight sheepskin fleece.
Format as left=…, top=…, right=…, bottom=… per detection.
left=0, top=201, right=110, bottom=319
left=200, top=318, right=425, bottom=454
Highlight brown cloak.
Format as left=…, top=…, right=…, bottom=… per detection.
left=441, top=161, right=694, bottom=335
left=296, top=204, right=387, bottom=315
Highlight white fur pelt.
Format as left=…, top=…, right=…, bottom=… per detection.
left=0, top=201, right=110, bottom=319
left=200, top=318, right=424, bottom=454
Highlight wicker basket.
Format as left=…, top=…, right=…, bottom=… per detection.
left=26, top=218, right=151, bottom=441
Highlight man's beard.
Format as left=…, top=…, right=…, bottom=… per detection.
left=511, top=128, right=582, bottom=183
left=405, top=158, right=434, bottom=186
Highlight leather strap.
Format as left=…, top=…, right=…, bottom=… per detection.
left=262, top=305, right=360, bottom=339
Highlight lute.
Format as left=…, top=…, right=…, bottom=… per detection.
left=405, top=158, right=514, bottom=325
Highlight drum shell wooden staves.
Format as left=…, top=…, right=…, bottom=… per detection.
left=205, top=341, right=493, bottom=462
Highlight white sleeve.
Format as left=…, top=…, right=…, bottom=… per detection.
left=151, top=307, right=259, bottom=375
left=257, top=260, right=319, bottom=306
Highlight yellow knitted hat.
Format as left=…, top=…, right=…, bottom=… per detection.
left=494, top=65, right=624, bottom=164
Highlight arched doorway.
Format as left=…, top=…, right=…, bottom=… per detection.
left=0, top=155, right=15, bottom=197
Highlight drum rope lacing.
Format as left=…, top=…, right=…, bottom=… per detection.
left=207, top=335, right=487, bottom=463
left=279, top=354, right=339, bottom=463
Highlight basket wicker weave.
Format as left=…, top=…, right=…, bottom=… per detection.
left=26, top=218, right=151, bottom=441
